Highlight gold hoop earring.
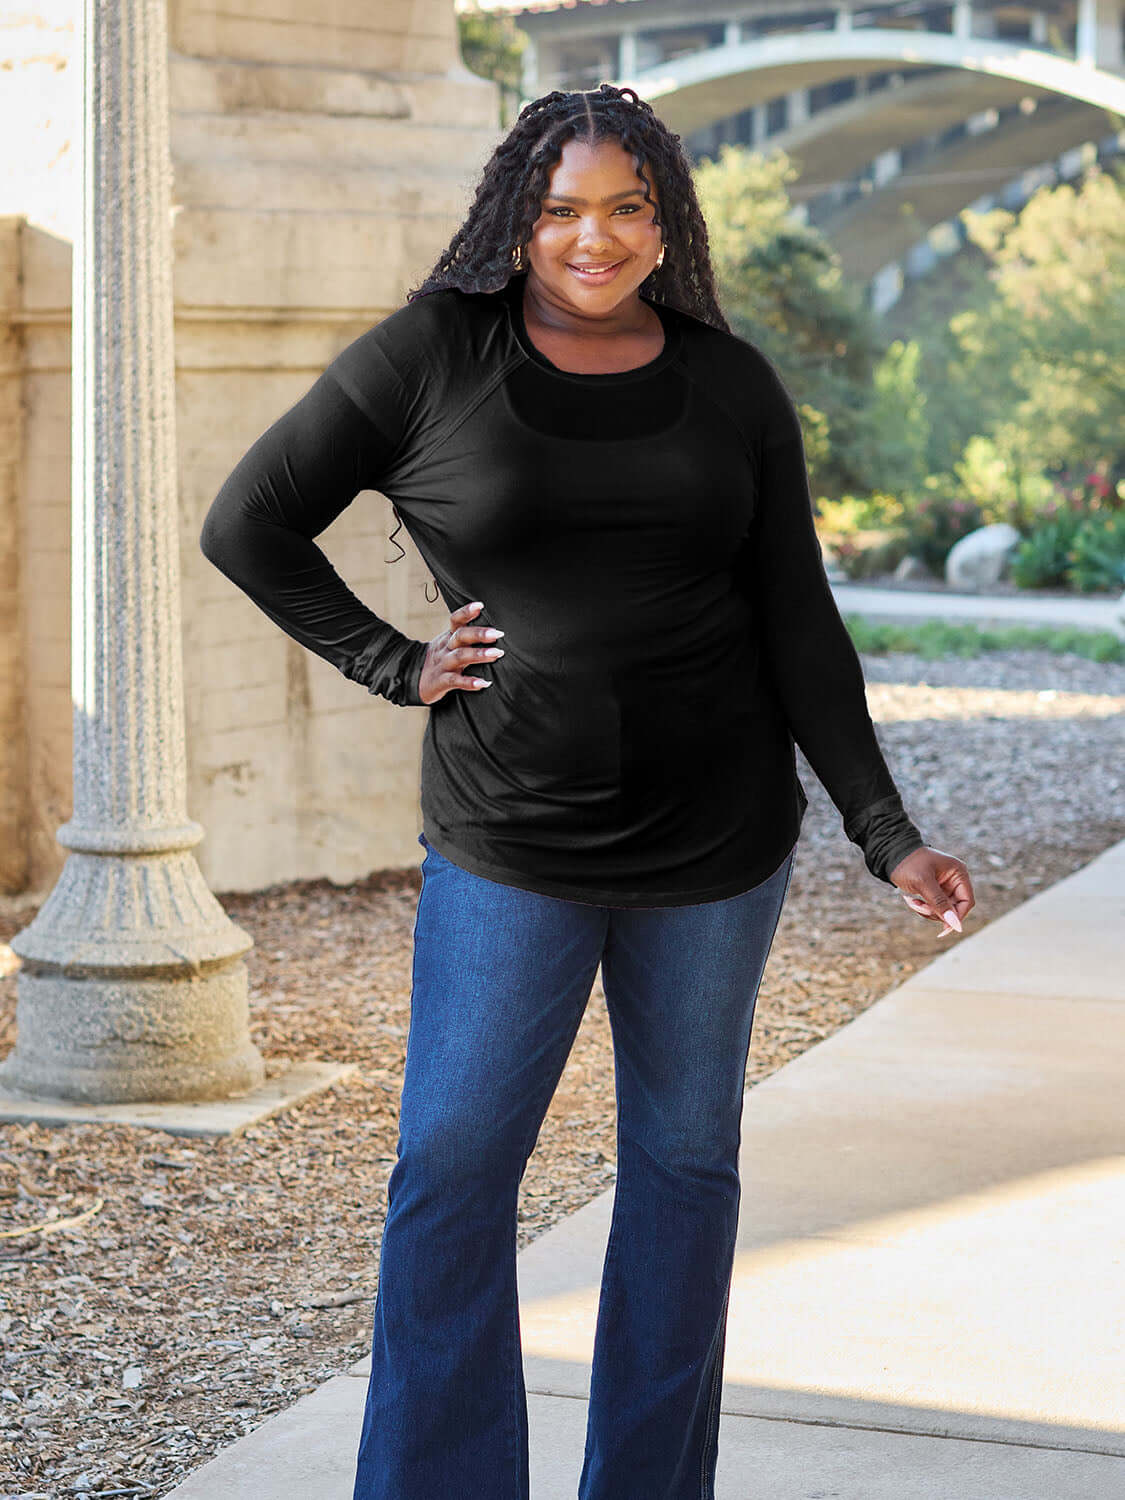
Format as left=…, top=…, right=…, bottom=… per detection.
left=655, top=244, right=666, bottom=271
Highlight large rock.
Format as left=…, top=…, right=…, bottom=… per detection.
left=944, top=523, right=1022, bottom=591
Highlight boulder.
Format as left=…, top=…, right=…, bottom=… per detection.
left=893, top=554, right=932, bottom=582
left=944, top=522, right=1022, bottom=591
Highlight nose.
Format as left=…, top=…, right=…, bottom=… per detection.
left=575, top=216, right=613, bottom=253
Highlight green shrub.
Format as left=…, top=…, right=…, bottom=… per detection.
left=1067, top=511, right=1125, bottom=592
left=842, top=615, right=1125, bottom=663
left=1011, top=487, right=1125, bottom=592
left=1010, top=513, right=1085, bottom=588
left=895, top=479, right=984, bottom=572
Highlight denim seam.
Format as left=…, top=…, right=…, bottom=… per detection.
left=506, top=1175, right=525, bottom=1500
left=700, top=845, right=795, bottom=1499
left=579, top=1068, right=629, bottom=1496
left=700, top=1275, right=732, bottom=1498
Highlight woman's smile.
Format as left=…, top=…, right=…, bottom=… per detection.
left=565, top=258, right=627, bottom=285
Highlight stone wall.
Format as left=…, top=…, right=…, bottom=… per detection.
left=0, top=218, right=29, bottom=894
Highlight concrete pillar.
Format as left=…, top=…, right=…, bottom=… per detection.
left=873, top=147, right=902, bottom=186
left=836, top=6, right=854, bottom=31
left=751, top=103, right=769, bottom=145
left=521, top=36, right=538, bottom=98
left=787, top=87, right=810, bottom=126
left=724, top=20, right=743, bottom=46
left=1030, top=10, right=1049, bottom=43
left=952, top=0, right=973, bottom=40
left=618, top=28, right=638, bottom=78
left=0, top=0, right=264, bottom=1104
left=1093, top=0, right=1124, bottom=67
left=1077, top=0, right=1098, bottom=62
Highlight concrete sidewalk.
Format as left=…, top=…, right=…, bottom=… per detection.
left=829, top=579, right=1125, bottom=638
left=167, top=839, right=1125, bottom=1499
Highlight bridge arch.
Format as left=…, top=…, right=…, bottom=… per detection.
left=626, top=31, right=1125, bottom=137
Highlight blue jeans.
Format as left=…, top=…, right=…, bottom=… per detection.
left=352, top=833, right=796, bottom=1500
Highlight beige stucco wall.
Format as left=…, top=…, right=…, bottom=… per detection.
left=0, top=219, right=30, bottom=895
left=0, top=0, right=502, bottom=896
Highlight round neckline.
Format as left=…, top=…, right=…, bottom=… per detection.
left=502, top=272, right=683, bottom=385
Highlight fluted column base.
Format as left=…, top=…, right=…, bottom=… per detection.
left=0, top=848, right=265, bottom=1104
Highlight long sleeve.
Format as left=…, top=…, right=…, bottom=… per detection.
left=199, top=369, right=429, bottom=708
left=743, top=356, right=926, bottom=884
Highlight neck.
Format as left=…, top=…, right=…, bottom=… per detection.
left=520, top=271, right=652, bottom=339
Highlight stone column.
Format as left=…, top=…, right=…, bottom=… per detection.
left=618, top=28, right=638, bottom=79
left=521, top=35, right=539, bottom=99
left=1076, top=0, right=1098, bottom=63
left=0, top=0, right=264, bottom=1104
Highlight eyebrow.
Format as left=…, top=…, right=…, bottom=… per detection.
left=542, top=189, right=647, bottom=204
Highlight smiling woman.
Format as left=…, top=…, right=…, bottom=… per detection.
left=199, top=80, right=973, bottom=1500
left=519, top=137, right=669, bottom=372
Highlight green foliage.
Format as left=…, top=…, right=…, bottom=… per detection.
left=829, top=531, right=912, bottom=580
left=894, top=475, right=984, bottom=573
left=1009, top=514, right=1085, bottom=588
left=1010, top=466, right=1125, bottom=590
left=692, top=145, right=1125, bottom=593
left=1067, top=511, right=1125, bottom=592
left=816, top=494, right=903, bottom=534
left=916, top=167, right=1125, bottom=488
left=864, top=339, right=930, bottom=501
left=843, top=616, right=1125, bottom=664
left=693, top=145, right=888, bottom=500
left=457, top=4, right=527, bottom=126
left=966, top=168, right=1125, bottom=476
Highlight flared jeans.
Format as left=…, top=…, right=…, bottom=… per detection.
left=352, top=833, right=796, bottom=1500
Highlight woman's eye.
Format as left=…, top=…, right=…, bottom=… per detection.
left=545, top=205, right=643, bottom=217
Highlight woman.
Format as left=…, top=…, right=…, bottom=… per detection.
left=201, top=84, right=973, bottom=1500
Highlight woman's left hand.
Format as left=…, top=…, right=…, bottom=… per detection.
left=889, top=846, right=975, bottom=938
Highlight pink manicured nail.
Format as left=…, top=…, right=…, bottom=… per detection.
left=941, top=909, right=963, bottom=933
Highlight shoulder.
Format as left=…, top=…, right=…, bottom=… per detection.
left=670, top=308, right=799, bottom=448
left=322, top=285, right=509, bottom=434
left=327, top=285, right=511, bottom=405
left=372, top=285, right=486, bottom=348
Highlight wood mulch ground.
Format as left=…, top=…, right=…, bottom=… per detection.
left=1, top=646, right=1122, bottom=1499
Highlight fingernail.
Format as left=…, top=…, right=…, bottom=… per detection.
left=469, top=601, right=484, bottom=610
left=484, top=648, right=504, bottom=658
left=942, top=910, right=963, bottom=933
left=474, top=679, right=491, bottom=687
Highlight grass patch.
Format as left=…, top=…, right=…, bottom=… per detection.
left=842, top=615, right=1125, bottom=663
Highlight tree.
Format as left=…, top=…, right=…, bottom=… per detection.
left=967, top=165, right=1125, bottom=480
left=694, top=144, right=903, bottom=499
left=457, top=3, right=528, bottom=127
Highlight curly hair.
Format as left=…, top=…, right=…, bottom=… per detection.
left=406, top=83, right=729, bottom=334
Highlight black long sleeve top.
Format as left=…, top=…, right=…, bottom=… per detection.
left=199, top=271, right=925, bottom=906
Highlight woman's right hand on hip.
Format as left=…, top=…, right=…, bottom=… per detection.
left=418, top=600, right=505, bottom=705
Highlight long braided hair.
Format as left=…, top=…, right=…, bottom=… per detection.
left=407, top=83, right=729, bottom=333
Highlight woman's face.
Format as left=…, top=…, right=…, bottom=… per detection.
left=525, top=136, right=664, bottom=312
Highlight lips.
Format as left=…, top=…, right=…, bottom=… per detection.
left=566, top=259, right=625, bottom=281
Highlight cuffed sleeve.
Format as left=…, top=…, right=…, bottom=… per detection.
left=743, top=352, right=926, bottom=884
left=199, top=368, right=429, bottom=708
